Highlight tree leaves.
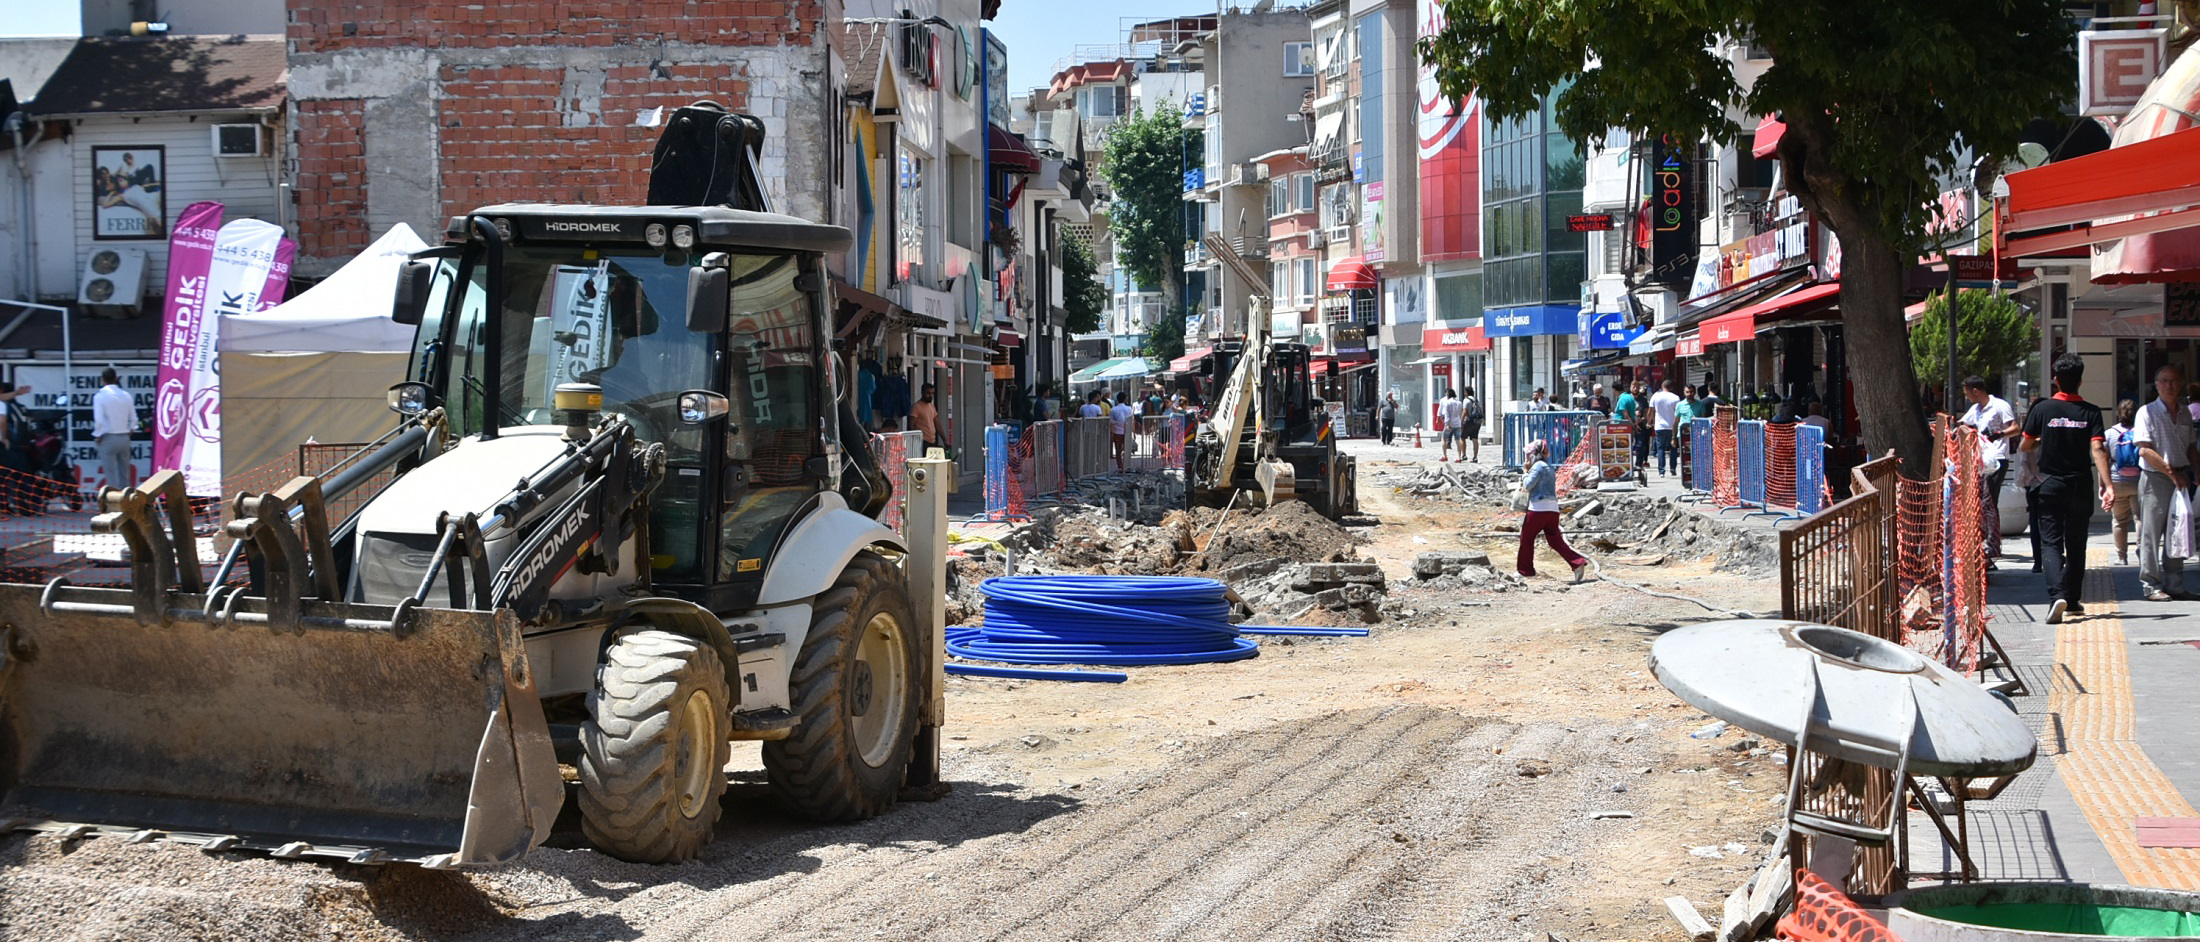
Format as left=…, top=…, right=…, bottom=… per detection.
left=1908, top=289, right=2040, bottom=390
left=1059, top=234, right=1106, bottom=335
left=1099, top=104, right=1199, bottom=300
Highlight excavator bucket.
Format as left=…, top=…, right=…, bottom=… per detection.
left=0, top=586, right=563, bottom=868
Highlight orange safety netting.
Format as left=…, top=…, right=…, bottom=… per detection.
left=1777, top=869, right=1899, bottom=942
left=1889, top=418, right=1988, bottom=672
left=1555, top=422, right=1602, bottom=497
left=1713, top=407, right=1741, bottom=507
left=1765, top=421, right=1799, bottom=510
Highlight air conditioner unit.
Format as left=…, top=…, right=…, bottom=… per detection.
left=1306, top=229, right=1326, bottom=248
left=78, top=246, right=149, bottom=311
left=212, top=122, right=267, bottom=158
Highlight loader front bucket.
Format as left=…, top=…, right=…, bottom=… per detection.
left=0, top=585, right=563, bottom=867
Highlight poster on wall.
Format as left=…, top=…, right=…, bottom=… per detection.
left=91, top=145, right=167, bottom=240
left=1361, top=181, right=1386, bottom=264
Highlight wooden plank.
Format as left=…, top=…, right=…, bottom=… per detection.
left=1664, top=896, right=1715, bottom=942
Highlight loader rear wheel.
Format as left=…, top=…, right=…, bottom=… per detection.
left=764, top=553, right=918, bottom=822
left=577, top=629, right=732, bottom=863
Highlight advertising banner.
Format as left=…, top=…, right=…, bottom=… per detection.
left=1417, top=0, right=1481, bottom=262
left=152, top=200, right=225, bottom=477
left=1648, top=136, right=1697, bottom=290
left=177, top=218, right=292, bottom=496
left=17, top=363, right=157, bottom=493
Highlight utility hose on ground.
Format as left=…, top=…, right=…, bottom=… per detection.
left=949, top=575, right=1261, bottom=667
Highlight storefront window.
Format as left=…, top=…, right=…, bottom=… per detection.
left=1513, top=336, right=1535, bottom=400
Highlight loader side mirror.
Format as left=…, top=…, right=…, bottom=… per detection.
left=392, top=259, right=437, bottom=326
left=686, top=256, right=729, bottom=334
left=677, top=390, right=730, bottom=425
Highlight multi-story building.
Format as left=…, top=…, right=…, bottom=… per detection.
left=1477, top=92, right=1589, bottom=417
left=1184, top=5, right=1315, bottom=342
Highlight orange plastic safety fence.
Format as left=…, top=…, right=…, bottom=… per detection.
left=1776, top=869, right=1899, bottom=942
left=1942, top=423, right=1987, bottom=673
left=1713, top=407, right=1741, bottom=507
left=1766, top=421, right=1799, bottom=510
left=1555, top=422, right=1602, bottom=497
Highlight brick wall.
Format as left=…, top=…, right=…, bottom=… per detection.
left=294, top=98, right=371, bottom=257
left=287, top=2, right=826, bottom=52
left=285, top=1, right=836, bottom=274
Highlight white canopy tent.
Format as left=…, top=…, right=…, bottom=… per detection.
left=219, top=224, right=428, bottom=495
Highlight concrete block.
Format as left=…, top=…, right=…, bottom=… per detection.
left=1412, top=551, right=1491, bottom=579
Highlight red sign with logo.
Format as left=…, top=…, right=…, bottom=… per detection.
left=1566, top=213, right=1616, bottom=232
left=1675, top=332, right=1705, bottom=357
left=1417, top=0, right=1481, bottom=262
left=1423, top=323, right=1489, bottom=352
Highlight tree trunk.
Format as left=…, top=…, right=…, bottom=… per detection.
left=1834, top=229, right=1936, bottom=477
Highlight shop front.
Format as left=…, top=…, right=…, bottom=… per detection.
left=1481, top=304, right=1578, bottom=418
left=1420, top=320, right=1488, bottom=430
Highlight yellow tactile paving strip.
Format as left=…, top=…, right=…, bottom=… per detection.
left=2050, top=554, right=2200, bottom=889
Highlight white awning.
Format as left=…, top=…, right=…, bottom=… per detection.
left=1313, top=112, right=1345, bottom=152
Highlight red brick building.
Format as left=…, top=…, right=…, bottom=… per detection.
left=285, top=0, right=842, bottom=274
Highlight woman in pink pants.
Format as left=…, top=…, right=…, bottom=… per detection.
left=1517, top=439, right=1589, bottom=581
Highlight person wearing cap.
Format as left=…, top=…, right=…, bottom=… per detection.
left=1517, top=438, right=1590, bottom=582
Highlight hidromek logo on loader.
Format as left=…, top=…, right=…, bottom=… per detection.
left=516, top=500, right=595, bottom=589
left=543, top=221, right=627, bottom=233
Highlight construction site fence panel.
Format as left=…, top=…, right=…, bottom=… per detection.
left=979, top=416, right=1185, bottom=522
left=1795, top=423, right=1826, bottom=515
left=1125, top=416, right=1188, bottom=473
left=1688, top=418, right=1715, bottom=496
left=1502, top=410, right=1601, bottom=469
left=1735, top=420, right=1767, bottom=509
left=869, top=430, right=922, bottom=536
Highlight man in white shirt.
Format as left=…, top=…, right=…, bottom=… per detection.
left=1648, top=379, right=1683, bottom=476
left=1437, top=388, right=1464, bottom=463
left=2132, top=365, right=2199, bottom=601
left=1960, top=376, right=2019, bottom=560
left=1108, top=393, right=1136, bottom=471
left=90, top=368, right=137, bottom=491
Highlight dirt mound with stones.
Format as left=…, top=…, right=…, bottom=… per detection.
left=1180, top=499, right=1363, bottom=574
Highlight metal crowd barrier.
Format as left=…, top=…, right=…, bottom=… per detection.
left=1795, top=423, right=1826, bottom=515
left=1728, top=419, right=1767, bottom=514
left=1502, top=410, right=1601, bottom=469
left=1683, top=417, right=1716, bottom=502
left=980, top=415, right=1187, bottom=522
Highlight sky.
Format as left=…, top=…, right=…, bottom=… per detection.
left=987, top=5, right=1192, bottom=100
left=7, top=8, right=78, bottom=37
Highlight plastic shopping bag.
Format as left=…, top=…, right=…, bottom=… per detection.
left=2172, top=489, right=2195, bottom=560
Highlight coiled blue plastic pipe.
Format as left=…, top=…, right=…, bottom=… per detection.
left=948, top=575, right=1261, bottom=667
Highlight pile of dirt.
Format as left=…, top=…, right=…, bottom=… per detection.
left=1182, top=499, right=1363, bottom=574
left=1576, top=494, right=1779, bottom=573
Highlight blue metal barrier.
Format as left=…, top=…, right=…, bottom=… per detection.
left=1796, top=423, right=1826, bottom=515
left=981, top=424, right=1021, bottom=522
left=1683, top=418, right=1715, bottom=501
left=1503, top=410, right=1601, bottom=469
left=1727, top=419, right=1766, bottom=513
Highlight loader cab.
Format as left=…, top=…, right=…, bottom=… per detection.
left=1265, top=342, right=1317, bottom=443
left=401, top=204, right=858, bottom=610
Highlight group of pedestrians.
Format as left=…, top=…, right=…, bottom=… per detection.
left=1970, top=357, right=2198, bottom=625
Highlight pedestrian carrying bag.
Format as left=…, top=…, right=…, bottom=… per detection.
left=2172, top=488, right=2195, bottom=560
left=1510, top=474, right=1532, bottom=512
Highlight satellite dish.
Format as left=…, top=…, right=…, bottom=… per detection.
left=2015, top=141, right=2050, bottom=168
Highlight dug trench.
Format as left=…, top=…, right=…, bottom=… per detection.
left=0, top=454, right=1785, bottom=941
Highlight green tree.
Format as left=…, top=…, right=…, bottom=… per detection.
left=1421, top=0, right=2071, bottom=473
left=1058, top=234, right=1107, bottom=335
left=1908, top=289, right=2040, bottom=393
left=1143, top=301, right=1188, bottom=365
left=1100, top=104, right=1200, bottom=332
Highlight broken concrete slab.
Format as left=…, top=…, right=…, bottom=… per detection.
left=1413, top=551, right=1492, bottom=579
left=1292, top=562, right=1386, bottom=590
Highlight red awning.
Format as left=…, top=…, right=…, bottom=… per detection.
left=994, top=329, right=1023, bottom=347
left=1752, top=114, right=1785, bottom=159
left=988, top=126, right=1040, bottom=174
left=1167, top=345, right=1213, bottom=373
left=1701, top=282, right=1842, bottom=345
left=2095, top=46, right=2200, bottom=283
left=1998, top=128, right=2200, bottom=259
left=1325, top=257, right=1377, bottom=292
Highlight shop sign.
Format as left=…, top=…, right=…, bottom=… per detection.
left=1334, top=325, right=1369, bottom=356
left=1675, top=332, right=1705, bottom=357
left=1949, top=254, right=2022, bottom=285
left=1272, top=310, right=1303, bottom=341
left=2078, top=29, right=2167, bottom=116
left=1481, top=304, right=1576, bottom=338
left=2165, top=282, right=2200, bottom=328
left=1648, top=136, right=1697, bottom=291
left=1695, top=192, right=1811, bottom=299
left=1430, top=361, right=1451, bottom=377
left=1583, top=310, right=1644, bottom=349
left=1422, top=322, right=1488, bottom=352
left=15, top=362, right=158, bottom=491
left=1566, top=213, right=1616, bottom=232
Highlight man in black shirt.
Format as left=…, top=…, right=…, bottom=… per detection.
left=2019, top=353, right=2113, bottom=624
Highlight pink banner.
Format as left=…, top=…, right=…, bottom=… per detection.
left=178, top=219, right=288, bottom=496
left=153, top=200, right=225, bottom=474
left=258, top=237, right=296, bottom=311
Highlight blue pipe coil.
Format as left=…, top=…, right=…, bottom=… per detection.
left=1236, top=625, right=1372, bottom=637
left=949, top=575, right=1260, bottom=667
left=945, top=662, right=1129, bottom=683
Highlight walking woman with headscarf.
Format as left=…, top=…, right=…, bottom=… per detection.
left=1517, top=439, right=1590, bottom=582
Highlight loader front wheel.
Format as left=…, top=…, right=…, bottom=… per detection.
left=577, top=629, right=732, bottom=863
left=764, top=553, right=918, bottom=822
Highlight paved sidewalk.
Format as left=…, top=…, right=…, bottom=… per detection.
left=1910, top=521, right=2200, bottom=890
